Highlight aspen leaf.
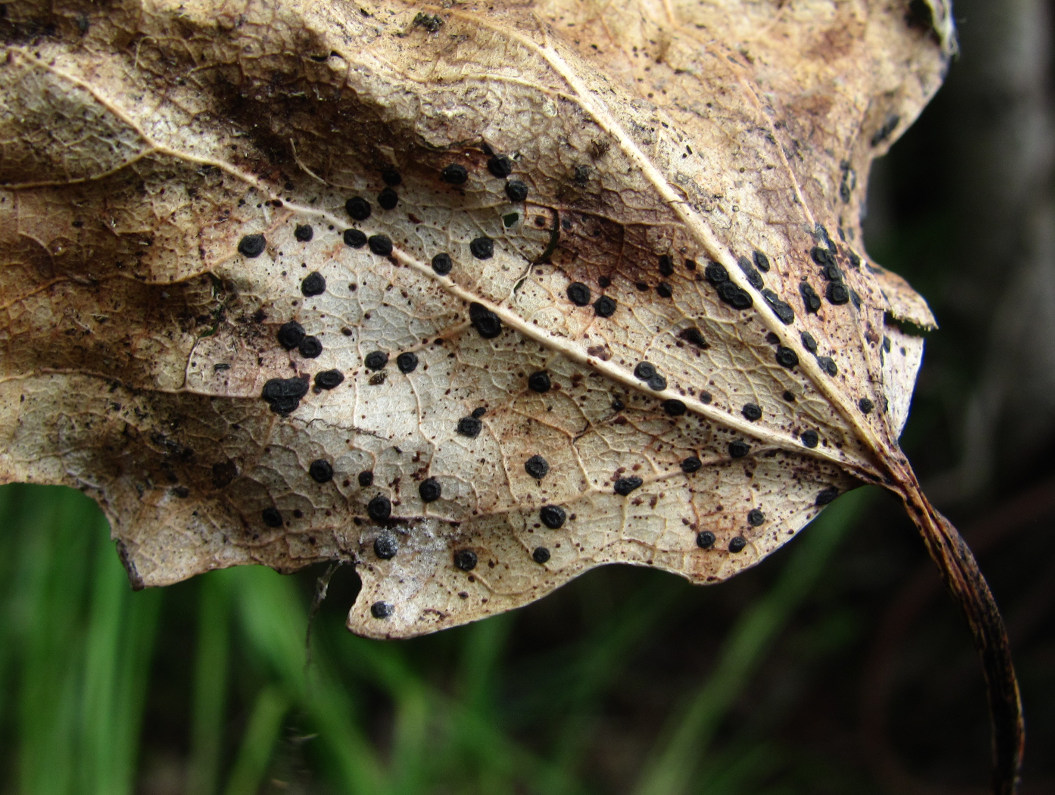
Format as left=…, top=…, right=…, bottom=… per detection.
left=0, top=1, right=1022, bottom=790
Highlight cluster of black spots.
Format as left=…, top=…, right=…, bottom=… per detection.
left=469, top=236, right=494, bottom=260
left=737, top=256, right=764, bottom=289
left=540, top=504, right=566, bottom=529
left=238, top=233, right=266, bottom=258
left=505, top=180, right=529, bottom=202
left=566, top=282, right=591, bottom=306
left=817, top=356, right=838, bottom=376
left=799, top=282, right=822, bottom=313
left=343, top=228, right=367, bottom=248
left=308, top=458, right=334, bottom=483
left=811, top=246, right=836, bottom=268
left=364, top=351, right=389, bottom=371
left=528, top=371, right=551, bottom=393
left=696, top=531, right=716, bottom=549
left=614, top=476, right=643, bottom=496
left=656, top=282, right=673, bottom=299
left=468, top=302, right=502, bottom=339
left=728, top=440, right=750, bottom=458
left=816, top=486, right=839, bottom=506
left=431, top=252, right=453, bottom=275
left=741, top=403, right=762, bottom=421
left=800, top=331, right=818, bottom=353
left=262, top=377, right=309, bottom=415
left=367, top=494, right=392, bottom=522
left=370, top=601, right=393, bottom=619
left=441, top=163, right=468, bottom=185
left=298, top=336, right=322, bottom=358
left=753, top=250, right=771, bottom=272
left=524, top=455, right=550, bottom=479
left=346, top=196, right=371, bottom=221
left=370, top=189, right=394, bottom=212
left=396, top=352, right=419, bottom=374
left=859, top=397, right=875, bottom=414
left=761, top=290, right=795, bottom=324
left=662, top=399, right=687, bottom=417
left=728, top=536, right=747, bottom=553
left=747, top=509, right=766, bottom=527
left=261, top=507, right=283, bottom=527
left=419, top=478, right=442, bottom=502
left=593, top=295, right=617, bottom=317
left=456, top=415, right=483, bottom=438
left=381, top=168, right=402, bottom=186
left=681, top=456, right=702, bottom=473
left=658, top=255, right=675, bottom=276
left=705, top=260, right=753, bottom=309
left=800, top=430, right=819, bottom=448
left=358, top=470, right=374, bottom=487
left=487, top=155, right=513, bottom=178
left=374, top=533, right=398, bottom=559
left=678, top=327, right=708, bottom=349
left=775, top=346, right=799, bottom=369
left=277, top=320, right=305, bottom=350
left=301, top=271, right=326, bottom=297
left=294, top=224, right=314, bottom=242
left=314, top=369, right=344, bottom=390
left=454, top=549, right=478, bottom=571
left=826, top=283, right=850, bottom=305
left=368, top=234, right=393, bottom=256
left=532, top=546, right=551, bottom=564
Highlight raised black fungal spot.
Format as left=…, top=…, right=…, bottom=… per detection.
left=301, top=271, right=326, bottom=297
left=314, top=369, right=344, bottom=390
left=343, top=228, right=367, bottom=248
left=381, top=168, right=402, bottom=186
left=532, top=547, right=551, bottom=564
left=364, top=351, right=388, bottom=371
left=309, top=458, right=333, bottom=483
left=681, top=456, right=702, bottom=473
left=419, top=477, right=442, bottom=502
left=374, top=533, right=398, bottom=559
left=431, top=252, right=453, bottom=275
left=469, top=302, right=502, bottom=338
left=647, top=374, right=667, bottom=391
left=396, top=352, right=419, bottom=374
left=611, top=398, right=625, bottom=411
left=753, top=250, right=771, bottom=272
left=859, top=397, right=875, bottom=414
left=729, top=537, right=747, bottom=553
left=261, top=507, right=283, bottom=527
left=658, top=254, right=675, bottom=276
left=358, top=470, right=374, bottom=487
left=540, top=505, right=567, bottom=529
left=800, top=430, right=819, bottom=448
left=800, top=282, right=822, bottom=313
left=370, top=601, right=393, bottom=619
left=528, top=371, right=551, bottom=393
left=505, top=180, right=529, bottom=202
left=662, top=399, right=687, bottom=416
left=456, top=416, right=482, bottom=438
left=614, top=476, right=643, bottom=496
left=747, top=509, right=765, bottom=527
left=729, top=440, right=750, bottom=458
left=741, top=403, right=762, bottom=421
left=471, top=407, right=487, bottom=419
left=696, top=531, right=715, bottom=549
left=441, top=163, right=468, bottom=185
left=737, top=256, right=764, bottom=289
left=634, top=361, right=657, bottom=381
left=345, top=196, right=371, bottom=221
left=816, top=487, right=840, bottom=506
left=487, top=155, right=513, bottom=178
left=826, top=283, right=850, bottom=305
left=704, top=260, right=728, bottom=284
left=717, top=281, right=753, bottom=310
left=783, top=390, right=795, bottom=402
left=800, top=332, right=818, bottom=353
left=276, top=320, right=305, bottom=350
left=298, top=336, right=322, bottom=358
left=367, top=494, right=392, bottom=522
left=261, top=377, right=309, bottom=415
left=368, top=234, right=393, bottom=256
left=810, top=246, right=835, bottom=268
left=524, top=455, right=549, bottom=479
left=656, top=282, right=673, bottom=298
left=593, top=296, right=617, bottom=317
left=598, top=276, right=611, bottom=288
left=469, top=236, right=494, bottom=260
left=412, top=11, right=444, bottom=32
left=775, top=347, right=799, bottom=368
left=454, top=549, right=477, bottom=571
left=377, top=187, right=398, bottom=210
left=762, top=290, right=795, bottom=324
left=238, top=233, right=266, bottom=258
left=294, top=223, right=313, bottom=242
left=678, top=327, right=708, bottom=349
left=818, top=356, right=838, bottom=376
left=567, top=282, right=591, bottom=306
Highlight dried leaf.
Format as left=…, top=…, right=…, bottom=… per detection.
left=0, top=0, right=1021, bottom=789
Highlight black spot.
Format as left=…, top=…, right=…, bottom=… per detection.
left=658, top=255, right=675, bottom=276
left=471, top=407, right=487, bottom=419
left=567, top=282, right=591, bottom=306
left=540, top=505, right=567, bottom=529
left=611, top=398, right=625, bottom=411
left=261, top=377, right=309, bottom=415
left=261, top=507, right=283, bottom=527
left=309, top=459, right=333, bottom=483
left=814, top=357, right=837, bottom=377
left=276, top=320, right=305, bottom=350
left=762, top=290, right=795, bottom=324
left=614, top=476, right=643, bottom=496
left=826, top=283, right=850, bottom=305
left=431, top=252, right=453, bottom=275
left=487, top=155, right=513, bottom=178
left=656, top=282, right=673, bottom=298
left=377, top=187, right=398, bottom=210
left=678, top=327, right=708, bottom=348
left=370, top=601, right=393, bottom=619
left=524, top=455, right=549, bottom=479
left=741, top=403, right=762, bottom=421
left=598, top=276, right=611, bottom=288
left=298, top=336, right=322, bottom=358
left=469, top=302, right=502, bottom=338
left=811, top=246, right=835, bottom=268
left=704, top=260, right=728, bottom=284
left=441, top=163, right=468, bottom=184
left=343, top=228, right=367, bottom=248
left=634, top=361, right=657, bottom=381
left=364, top=351, right=388, bottom=371
left=747, top=509, right=765, bottom=527
left=528, top=371, right=551, bottom=393
left=859, top=397, right=875, bottom=414
left=505, top=180, right=529, bottom=202
left=532, top=547, right=551, bottom=564
left=238, top=234, right=266, bottom=258
left=815, top=487, right=840, bottom=506
left=696, top=531, right=715, bottom=549
left=800, top=282, right=822, bottom=313
left=775, top=347, right=798, bottom=368
left=374, top=533, right=398, bottom=559
left=662, top=399, right=687, bottom=416
left=345, top=196, right=371, bottom=221
left=454, top=549, right=477, bottom=571
left=367, top=494, right=392, bottom=522
left=314, top=369, right=344, bottom=390
left=301, top=271, right=326, bottom=297
left=783, top=390, right=795, bottom=402
left=753, top=250, right=771, bottom=272
left=419, top=478, right=442, bottom=502
left=381, top=168, right=402, bottom=186
left=800, top=332, right=818, bottom=353
left=883, top=336, right=892, bottom=353
left=647, top=374, right=667, bottom=391
left=469, top=236, right=494, bottom=259
left=593, top=296, right=617, bottom=317
left=294, top=224, right=314, bottom=242
left=717, top=281, right=753, bottom=310
left=681, top=456, right=702, bottom=473
left=396, top=352, right=419, bottom=374
left=728, top=537, right=747, bottom=553
left=456, top=416, right=482, bottom=438
left=358, top=470, right=374, bottom=487
left=801, top=430, right=819, bottom=448
left=737, top=256, right=764, bottom=289
left=368, top=234, right=393, bottom=256
left=729, top=440, right=750, bottom=458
